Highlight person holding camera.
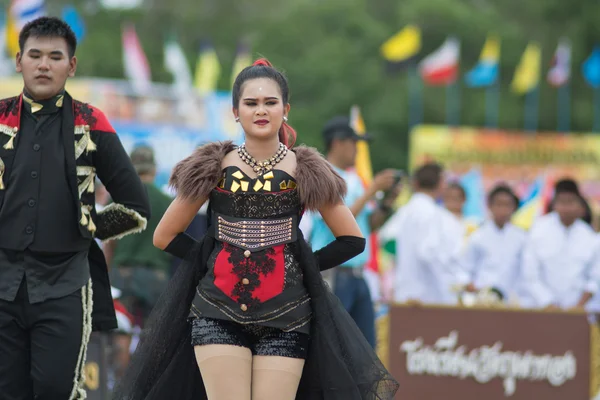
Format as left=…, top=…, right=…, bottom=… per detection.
left=302, top=116, right=400, bottom=348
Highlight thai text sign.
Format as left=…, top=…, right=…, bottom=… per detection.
left=388, top=305, right=598, bottom=399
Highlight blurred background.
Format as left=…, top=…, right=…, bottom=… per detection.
left=4, top=0, right=600, bottom=399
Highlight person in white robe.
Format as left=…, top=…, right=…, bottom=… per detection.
left=379, top=163, right=468, bottom=305
left=461, top=184, right=525, bottom=304
left=519, top=179, right=600, bottom=310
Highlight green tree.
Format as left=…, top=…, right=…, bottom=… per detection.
left=41, top=0, right=600, bottom=171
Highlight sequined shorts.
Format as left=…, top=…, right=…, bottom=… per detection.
left=190, top=317, right=309, bottom=359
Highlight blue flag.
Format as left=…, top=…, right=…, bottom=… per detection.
left=61, top=6, right=85, bottom=43
left=465, top=63, right=499, bottom=87
left=464, top=36, right=500, bottom=88
left=582, top=47, right=600, bottom=88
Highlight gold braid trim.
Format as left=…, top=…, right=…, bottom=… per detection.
left=74, top=125, right=96, bottom=159
left=96, top=202, right=148, bottom=241
left=67, top=279, right=93, bottom=400
left=76, top=166, right=96, bottom=197
left=80, top=204, right=96, bottom=233
left=0, top=124, right=17, bottom=150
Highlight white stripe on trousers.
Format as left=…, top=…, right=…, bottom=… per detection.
left=68, top=279, right=93, bottom=400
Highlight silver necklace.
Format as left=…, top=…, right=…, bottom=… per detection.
left=237, top=142, right=287, bottom=176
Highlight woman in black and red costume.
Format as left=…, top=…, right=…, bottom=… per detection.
left=112, top=58, right=399, bottom=400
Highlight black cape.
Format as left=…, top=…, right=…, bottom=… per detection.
left=111, top=229, right=399, bottom=399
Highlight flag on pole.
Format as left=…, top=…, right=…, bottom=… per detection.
left=511, top=42, right=541, bottom=94
left=380, top=25, right=421, bottom=72
left=6, top=0, right=46, bottom=57
left=122, top=23, right=151, bottom=94
left=582, top=47, right=600, bottom=88
left=194, top=41, right=221, bottom=95
left=350, top=105, right=373, bottom=184
left=418, top=36, right=460, bottom=86
left=547, top=38, right=571, bottom=87
left=0, top=10, right=13, bottom=77
left=350, top=106, right=381, bottom=292
left=230, top=41, right=252, bottom=89
left=61, top=5, right=86, bottom=43
left=164, top=34, right=192, bottom=95
left=465, top=35, right=500, bottom=87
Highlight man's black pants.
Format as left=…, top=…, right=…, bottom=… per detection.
left=0, top=279, right=90, bottom=400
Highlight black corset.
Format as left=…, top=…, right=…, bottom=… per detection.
left=209, top=167, right=301, bottom=219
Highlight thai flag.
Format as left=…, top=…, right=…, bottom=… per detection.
left=418, top=37, right=460, bottom=86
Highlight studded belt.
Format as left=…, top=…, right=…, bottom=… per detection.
left=212, top=212, right=298, bottom=253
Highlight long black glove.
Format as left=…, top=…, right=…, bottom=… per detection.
left=164, top=232, right=199, bottom=259
left=313, top=235, right=366, bottom=271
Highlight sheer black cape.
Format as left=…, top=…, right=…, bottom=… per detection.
left=111, top=230, right=399, bottom=399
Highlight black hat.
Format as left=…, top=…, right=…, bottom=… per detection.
left=322, top=116, right=372, bottom=143
left=130, top=145, right=156, bottom=175
left=554, top=178, right=580, bottom=196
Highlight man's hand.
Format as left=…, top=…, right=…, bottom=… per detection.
left=369, top=169, right=398, bottom=195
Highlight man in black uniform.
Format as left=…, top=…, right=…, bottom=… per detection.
left=0, top=17, right=151, bottom=399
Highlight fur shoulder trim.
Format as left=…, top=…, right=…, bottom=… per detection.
left=294, top=145, right=346, bottom=211
left=169, top=140, right=236, bottom=201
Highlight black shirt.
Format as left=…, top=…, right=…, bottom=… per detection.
left=0, top=93, right=90, bottom=303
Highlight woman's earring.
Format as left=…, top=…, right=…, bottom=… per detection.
left=283, top=116, right=288, bottom=122
left=235, top=117, right=240, bottom=122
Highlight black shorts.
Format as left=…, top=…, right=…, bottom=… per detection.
left=190, top=317, right=309, bottom=359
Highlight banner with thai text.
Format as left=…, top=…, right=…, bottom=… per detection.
left=388, top=305, right=600, bottom=400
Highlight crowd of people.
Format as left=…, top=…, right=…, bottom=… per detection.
left=379, top=167, right=599, bottom=311
left=4, top=14, right=597, bottom=400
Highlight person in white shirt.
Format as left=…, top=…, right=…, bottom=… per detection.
left=379, top=163, right=468, bottom=305
left=520, top=179, right=600, bottom=310
left=462, top=184, right=525, bottom=302
left=443, top=182, right=466, bottom=222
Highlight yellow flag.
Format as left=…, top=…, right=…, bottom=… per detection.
left=6, top=10, right=20, bottom=57
left=194, top=44, right=221, bottom=95
left=350, top=105, right=373, bottom=184
left=480, top=35, right=500, bottom=63
left=230, top=43, right=252, bottom=89
left=511, top=42, right=541, bottom=94
left=511, top=197, right=542, bottom=230
left=380, top=25, right=421, bottom=63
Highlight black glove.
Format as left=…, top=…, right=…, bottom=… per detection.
left=164, top=232, right=199, bottom=259
left=313, top=235, right=366, bottom=271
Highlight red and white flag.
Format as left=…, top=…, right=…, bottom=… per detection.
left=122, top=23, right=151, bottom=93
left=418, top=37, right=460, bottom=86
left=547, top=38, right=571, bottom=87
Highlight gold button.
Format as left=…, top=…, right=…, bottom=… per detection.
left=240, top=304, right=248, bottom=311
left=244, top=250, right=251, bottom=258
left=242, top=278, right=250, bottom=285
